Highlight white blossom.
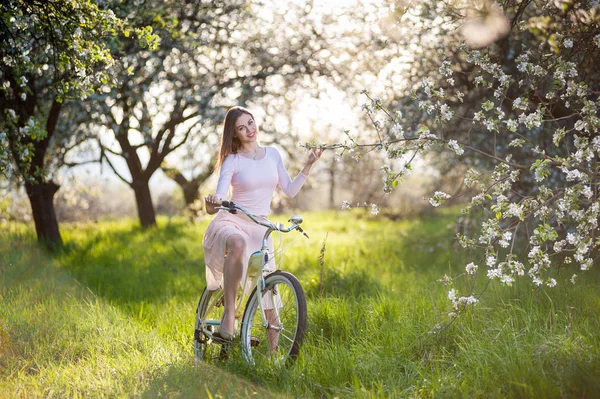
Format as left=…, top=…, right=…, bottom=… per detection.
left=440, top=104, right=453, bottom=121
left=580, top=258, right=593, bottom=271
left=505, top=203, right=524, bottom=220
left=516, top=54, right=529, bottom=72
left=561, top=167, right=586, bottom=182
left=390, top=123, right=403, bottom=137
left=528, top=245, right=541, bottom=259
left=465, top=262, right=478, bottom=274
left=487, top=268, right=502, bottom=279
left=447, top=140, right=464, bottom=155
left=370, top=203, right=379, bottom=216
left=496, top=107, right=505, bottom=120
left=505, top=119, right=518, bottom=132
left=448, top=288, right=457, bottom=308
left=563, top=38, right=573, bottom=48
left=566, top=232, right=578, bottom=245
left=553, top=240, right=566, bottom=253
left=499, top=231, right=512, bottom=247
left=509, top=260, right=525, bottom=276
left=574, top=120, right=588, bottom=132
left=501, top=274, right=514, bottom=285
left=429, top=191, right=451, bottom=207
left=483, top=120, right=497, bottom=131
left=458, top=296, right=478, bottom=306
left=512, top=97, right=527, bottom=110
left=518, top=110, right=543, bottom=129
left=439, top=61, right=453, bottom=77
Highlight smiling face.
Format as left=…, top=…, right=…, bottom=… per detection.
left=234, top=112, right=258, bottom=146
left=216, top=106, right=258, bottom=170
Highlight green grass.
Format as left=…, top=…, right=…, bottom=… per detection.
left=1, top=210, right=599, bottom=398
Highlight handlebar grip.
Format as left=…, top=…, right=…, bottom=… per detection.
left=219, top=200, right=237, bottom=213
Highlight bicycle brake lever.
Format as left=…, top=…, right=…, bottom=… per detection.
left=296, top=226, right=309, bottom=239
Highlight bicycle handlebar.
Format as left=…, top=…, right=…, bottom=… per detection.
left=215, top=200, right=309, bottom=238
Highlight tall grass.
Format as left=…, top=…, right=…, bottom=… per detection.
left=1, top=210, right=599, bottom=398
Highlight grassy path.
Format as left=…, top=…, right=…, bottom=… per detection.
left=1, top=210, right=599, bottom=397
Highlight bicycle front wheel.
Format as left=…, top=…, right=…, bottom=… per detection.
left=240, top=271, right=307, bottom=365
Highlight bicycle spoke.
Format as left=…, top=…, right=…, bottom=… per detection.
left=279, top=332, right=294, bottom=344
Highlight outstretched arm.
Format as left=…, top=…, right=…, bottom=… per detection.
left=277, top=148, right=324, bottom=197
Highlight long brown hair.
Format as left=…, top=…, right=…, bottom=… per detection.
left=215, top=106, right=255, bottom=171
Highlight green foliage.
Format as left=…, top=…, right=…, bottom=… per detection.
left=1, top=211, right=600, bottom=397
left=0, top=0, right=158, bottom=178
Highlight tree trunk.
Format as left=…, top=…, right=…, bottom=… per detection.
left=329, top=157, right=336, bottom=209
left=132, top=179, right=156, bottom=228
left=25, top=180, right=63, bottom=249
left=183, top=182, right=201, bottom=206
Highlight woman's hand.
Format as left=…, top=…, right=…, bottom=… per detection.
left=307, top=148, right=324, bottom=165
left=301, top=148, right=324, bottom=176
left=205, top=194, right=222, bottom=215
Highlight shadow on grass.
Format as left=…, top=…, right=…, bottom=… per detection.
left=384, top=210, right=465, bottom=276
left=56, top=220, right=206, bottom=309
left=304, top=268, right=385, bottom=299
left=140, top=361, right=282, bottom=399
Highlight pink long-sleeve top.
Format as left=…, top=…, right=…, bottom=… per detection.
left=215, top=146, right=307, bottom=215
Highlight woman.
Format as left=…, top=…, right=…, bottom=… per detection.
left=203, top=106, right=323, bottom=340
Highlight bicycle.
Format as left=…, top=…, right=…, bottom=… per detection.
left=194, top=200, right=308, bottom=365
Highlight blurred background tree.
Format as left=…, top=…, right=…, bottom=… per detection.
left=324, top=0, right=600, bottom=295
left=369, top=0, right=599, bottom=197
left=67, top=0, right=375, bottom=228
left=0, top=0, right=153, bottom=248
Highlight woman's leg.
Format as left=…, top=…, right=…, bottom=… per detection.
left=265, top=309, right=280, bottom=352
left=220, top=233, right=246, bottom=336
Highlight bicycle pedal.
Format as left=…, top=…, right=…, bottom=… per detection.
left=194, top=329, right=206, bottom=343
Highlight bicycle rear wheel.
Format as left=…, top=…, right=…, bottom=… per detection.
left=194, top=287, right=229, bottom=363
left=240, top=271, right=307, bottom=365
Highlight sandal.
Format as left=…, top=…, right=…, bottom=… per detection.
left=212, top=329, right=234, bottom=343
left=213, top=313, right=235, bottom=342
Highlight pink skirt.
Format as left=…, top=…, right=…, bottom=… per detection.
left=202, top=210, right=275, bottom=291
